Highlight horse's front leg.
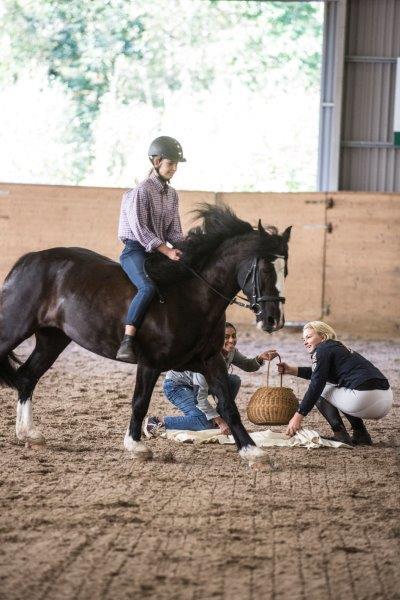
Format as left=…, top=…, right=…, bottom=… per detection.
left=124, top=363, right=160, bottom=459
left=204, top=354, right=267, bottom=465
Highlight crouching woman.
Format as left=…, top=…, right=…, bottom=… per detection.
left=279, top=321, right=392, bottom=445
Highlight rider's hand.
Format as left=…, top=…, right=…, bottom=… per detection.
left=167, top=248, right=182, bottom=261
left=213, top=416, right=231, bottom=436
left=278, top=362, right=298, bottom=376
left=157, top=244, right=182, bottom=261
left=258, top=349, right=278, bottom=362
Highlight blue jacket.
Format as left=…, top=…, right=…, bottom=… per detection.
left=297, top=340, right=389, bottom=416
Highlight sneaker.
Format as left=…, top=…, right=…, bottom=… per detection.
left=143, top=416, right=164, bottom=439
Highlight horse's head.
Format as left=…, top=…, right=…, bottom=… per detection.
left=237, top=222, right=291, bottom=333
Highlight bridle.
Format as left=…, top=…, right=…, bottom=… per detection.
left=238, top=256, right=286, bottom=316
left=181, top=256, right=286, bottom=316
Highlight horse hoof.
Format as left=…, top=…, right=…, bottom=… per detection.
left=17, top=429, right=46, bottom=445
left=124, top=435, right=153, bottom=460
left=131, top=448, right=153, bottom=461
left=25, top=438, right=47, bottom=449
left=130, top=443, right=153, bottom=461
left=239, top=445, right=268, bottom=466
left=29, top=430, right=46, bottom=444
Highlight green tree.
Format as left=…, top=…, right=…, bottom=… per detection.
left=1, top=0, right=322, bottom=182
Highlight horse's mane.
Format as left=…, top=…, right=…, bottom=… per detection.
left=145, top=203, right=283, bottom=286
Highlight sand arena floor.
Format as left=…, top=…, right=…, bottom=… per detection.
left=0, top=327, right=399, bottom=600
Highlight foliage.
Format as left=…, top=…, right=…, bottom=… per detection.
left=0, top=0, right=323, bottom=185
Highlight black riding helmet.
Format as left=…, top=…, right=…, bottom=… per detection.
left=148, top=136, right=186, bottom=163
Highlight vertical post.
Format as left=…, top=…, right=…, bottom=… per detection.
left=317, top=0, right=347, bottom=192
left=394, top=58, right=400, bottom=147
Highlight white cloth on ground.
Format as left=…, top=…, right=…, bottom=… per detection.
left=163, top=427, right=352, bottom=449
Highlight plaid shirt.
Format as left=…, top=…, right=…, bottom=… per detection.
left=118, top=173, right=183, bottom=252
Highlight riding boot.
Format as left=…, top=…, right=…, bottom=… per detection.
left=116, top=334, right=137, bottom=363
left=342, top=413, right=373, bottom=445
left=316, top=396, right=353, bottom=445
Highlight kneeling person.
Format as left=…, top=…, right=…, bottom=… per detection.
left=144, top=322, right=275, bottom=437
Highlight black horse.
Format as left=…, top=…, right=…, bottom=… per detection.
left=0, top=204, right=291, bottom=463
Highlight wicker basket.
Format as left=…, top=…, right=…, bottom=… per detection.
left=247, top=354, right=299, bottom=425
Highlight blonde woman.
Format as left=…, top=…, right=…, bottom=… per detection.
left=275, top=321, right=392, bottom=445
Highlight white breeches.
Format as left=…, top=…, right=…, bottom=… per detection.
left=321, top=383, right=393, bottom=420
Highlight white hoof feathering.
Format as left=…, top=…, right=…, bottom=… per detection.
left=24, top=429, right=46, bottom=445
left=16, top=400, right=46, bottom=445
left=124, top=430, right=153, bottom=459
left=239, top=445, right=267, bottom=465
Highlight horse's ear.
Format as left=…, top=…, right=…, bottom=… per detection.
left=258, top=219, right=268, bottom=235
left=282, top=226, right=292, bottom=244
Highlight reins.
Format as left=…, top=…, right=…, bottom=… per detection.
left=146, top=255, right=286, bottom=315
left=180, top=257, right=285, bottom=315
left=180, top=262, right=251, bottom=310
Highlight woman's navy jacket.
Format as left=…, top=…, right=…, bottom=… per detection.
left=297, top=340, right=388, bottom=416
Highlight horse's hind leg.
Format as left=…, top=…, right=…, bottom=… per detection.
left=124, top=363, right=160, bottom=459
left=15, top=328, right=71, bottom=444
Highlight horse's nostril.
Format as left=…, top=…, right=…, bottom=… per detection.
left=268, top=316, right=275, bottom=325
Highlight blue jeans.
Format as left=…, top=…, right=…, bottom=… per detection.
left=120, top=240, right=156, bottom=328
left=163, top=374, right=241, bottom=431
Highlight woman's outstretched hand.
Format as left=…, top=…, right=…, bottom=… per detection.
left=259, top=349, right=279, bottom=362
left=257, top=352, right=299, bottom=376
left=257, top=352, right=299, bottom=377
left=285, top=412, right=303, bottom=437
left=277, top=362, right=298, bottom=376
left=213, top=416, right=231, bottom=436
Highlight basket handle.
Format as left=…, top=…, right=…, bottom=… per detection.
left=266, top=353, right=283, bottom=388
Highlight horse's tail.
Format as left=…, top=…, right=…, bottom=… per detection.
left=0, top=351, right=20, bottom=389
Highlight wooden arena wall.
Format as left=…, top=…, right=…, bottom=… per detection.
left=0, top=183, right=399, bottom=337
